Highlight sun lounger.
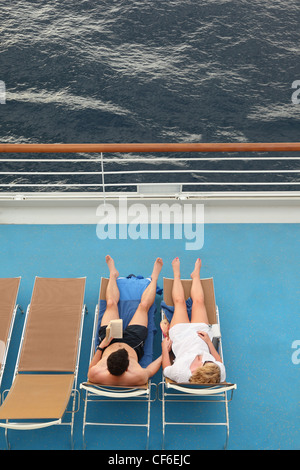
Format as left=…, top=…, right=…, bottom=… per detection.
left=80, top=276, right=160, bottom=449
left=0, top=278, right=22, bottom=394
left=159, top=277, right=237, bottom=450
left=0, top=277, right=86, bottom=449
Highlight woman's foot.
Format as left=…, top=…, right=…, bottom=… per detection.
left=105, top=255, right=119, bottom=278
left=151, top=257, right=163, bottom=280
left=191, top=258, right=201, bottom=279
left=172, top=257, right=180, bottom=278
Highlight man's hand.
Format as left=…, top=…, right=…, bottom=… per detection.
left=99, top=336, right=114, bottom=349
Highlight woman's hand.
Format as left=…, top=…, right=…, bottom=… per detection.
left=162, top=336, right=172, bottom=352
left=197, top=331, right=210, bottom=344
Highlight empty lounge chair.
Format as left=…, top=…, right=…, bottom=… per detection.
left=0, top=277, right=86, bottom=449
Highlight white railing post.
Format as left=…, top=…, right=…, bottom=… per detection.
left=100, top=152, right=105, bottom=202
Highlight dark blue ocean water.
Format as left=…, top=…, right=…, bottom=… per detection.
left=1, top=0, right=300, bottom=191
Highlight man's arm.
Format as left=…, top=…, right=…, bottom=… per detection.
left=88, top=348, right=103, bottom=372
left=145, top=355, right=162, bottom=379
left=88, top=336, right=114, bottom=381
left=126, top=355, right=162, bottom=386
left=88, top=363, right=104, bottom=383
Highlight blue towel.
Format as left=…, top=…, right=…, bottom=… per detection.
left=96, top=276, right=161, bottom=368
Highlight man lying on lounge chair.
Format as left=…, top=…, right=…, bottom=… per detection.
left=88, top=255, right=163, bottom=387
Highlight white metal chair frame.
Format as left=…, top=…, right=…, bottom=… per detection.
left=159, top=305, right=236, bottom=450
left=80, top=304, right=157, bottom=450
left=0, top=300, right=87, bottom=450
left=0, top=298, right=23, bottom=396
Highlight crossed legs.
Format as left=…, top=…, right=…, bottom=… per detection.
left=170, top=257, right=209, bottom=328
left=101, top=255, right=163, bottom=327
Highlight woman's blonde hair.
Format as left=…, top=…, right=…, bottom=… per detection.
left=189, top=362, right=220, bottom=384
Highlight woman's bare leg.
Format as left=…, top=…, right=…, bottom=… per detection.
left=101, top=255, right=120, bottom=326
left=170, top=258, right=189, bottom=328
left=129, top=257, right=163, bottom=327
left=190, top=258, right=209, bottom=324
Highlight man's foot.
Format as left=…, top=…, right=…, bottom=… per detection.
left=191, top=258, right=202, bottom=279
left=105, top=255, right=119, bottom=278
left=151, top=257, right=163, bottom=280
left=172, top=257, right=180, bottom=277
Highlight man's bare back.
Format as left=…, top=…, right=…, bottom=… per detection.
left=88, top=342, right=149, bottom=386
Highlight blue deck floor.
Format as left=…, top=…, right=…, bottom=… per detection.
left=0, top=223, right=299, bottom=450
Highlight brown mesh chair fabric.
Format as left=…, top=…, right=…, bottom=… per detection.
left=18, top=277, right=86, bottom=372
left=0, top=374, right=74, bottom=420
left=0, top=277, right=85, bottom=423
left=0, top=278, right=21, bottom=367
left=163, top=277, right=217, bottom=324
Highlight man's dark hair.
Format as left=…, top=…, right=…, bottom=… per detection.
left=107, top=348, right=129, bottom=376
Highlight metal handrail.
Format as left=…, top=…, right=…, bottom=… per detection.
left=1, top=156, right=300, bottom=162
left=0, top=142, right=299, bottom=194
left=1, top=142, right=300, bottom=152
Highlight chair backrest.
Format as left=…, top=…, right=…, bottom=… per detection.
left=18, top=277, right=85, bottom=373
left=99, top=277, right=109, bottom=300
left=0, top=278, right=21, bottom=367
left=163, top=277, right=217, bottom=324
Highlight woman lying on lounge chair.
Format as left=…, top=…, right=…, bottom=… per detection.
left=161, top=258, right=226, bottom=384
left=88, top=255, right=163, bottom=387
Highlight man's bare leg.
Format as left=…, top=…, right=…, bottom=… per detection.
left=190, top=258, right=209, bottom=324
left=170, top=257, right=189, bottom=328
left=101, top=255, right=120, bottom=326
left=129, top=257, right=163, bottom=327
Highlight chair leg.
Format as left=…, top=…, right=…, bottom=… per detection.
left=161, top=382, right=166, bottom=450
left=5, top=425, right=11, bottom=450
left=82, top=392, right=88, bottom=450
left=146, top=392, right=151, bottom=450
left=224, top=390, right=230, bottom=450
left=224, top=425, right=229, bottom=450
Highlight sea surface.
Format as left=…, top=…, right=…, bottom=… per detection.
left=1, top=0, right=300, bottom=191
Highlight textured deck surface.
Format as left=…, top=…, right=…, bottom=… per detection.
left=0, top=223, right=299, bottom=450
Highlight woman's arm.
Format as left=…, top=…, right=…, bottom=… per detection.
left=162, top=337, right=172, bottom=369
left=197, top=331, right=223, bottom=363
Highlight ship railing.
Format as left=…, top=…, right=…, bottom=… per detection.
left=0, top=143, right=300, bottom=199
